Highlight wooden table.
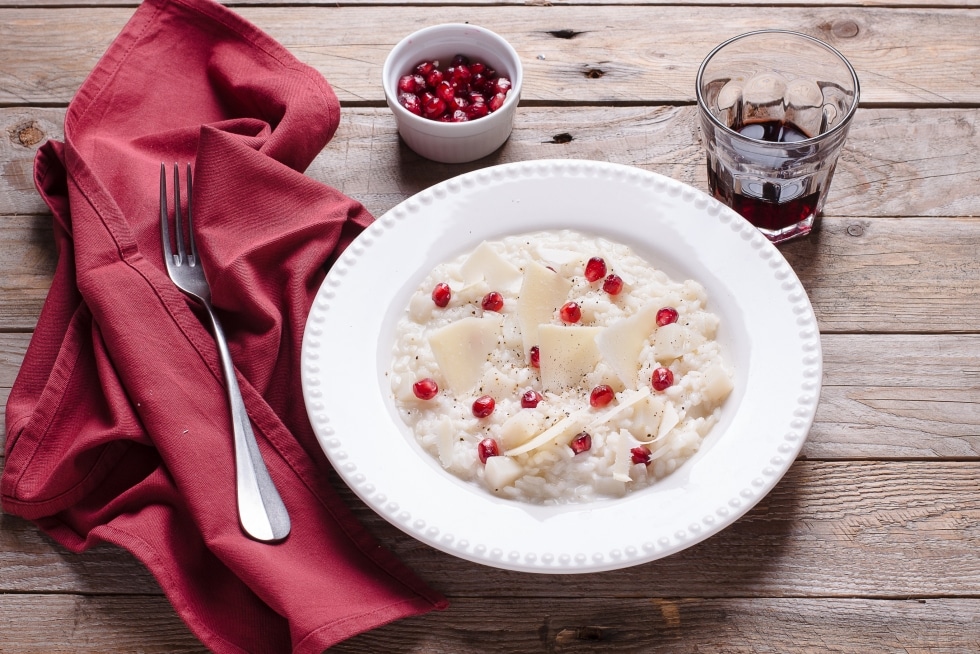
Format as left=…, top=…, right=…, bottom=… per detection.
left=2, top=0, right=979, bottom=651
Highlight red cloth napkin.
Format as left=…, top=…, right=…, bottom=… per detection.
left=1, top=0, right=447, bottom=651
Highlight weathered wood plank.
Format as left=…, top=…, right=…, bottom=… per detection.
left=4, top=334, right=977, bottom=457
left=780, top=218, right=980, bottom=334
left=810, top=335, right=980, bottom=458
left=2, top=461, right=978, bottom=596
left=0, top=594, right=204, bottom=653
left=5, top=0, right=979, bottom=7
left=0, top=218, right=55, bottom=331
left=1, top=6, right=978, bottom=105
left=0, top=109, right=59, bottom=215
left=5, top=107, right=980, bottom=221
left=0, top=593, right=977, bottom=654
left=335, top=597, right=980, bottom=654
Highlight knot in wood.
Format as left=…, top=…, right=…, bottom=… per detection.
left=548, top=132, right=574, bottom=144
left=15, top=122, right=45, bottom=147
left=585, top=68, right=605, bottom=79
left=554, top=626, right=609, bottom=644
left=831, top=20, right=860, bottom=38
left=547, top=29, right=581, bottom=40
left=846, top=223, right=865, bottom=237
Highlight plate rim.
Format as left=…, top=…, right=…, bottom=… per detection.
left=301, top=159, right=821, bottom=573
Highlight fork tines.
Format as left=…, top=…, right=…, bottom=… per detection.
left=160, top=163, right=197, bottom=267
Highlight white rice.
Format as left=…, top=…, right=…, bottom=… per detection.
left=388, top=230, right=733, bottom=505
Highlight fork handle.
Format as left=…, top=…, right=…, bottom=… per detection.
left=206, top=306, right=291, bottom=543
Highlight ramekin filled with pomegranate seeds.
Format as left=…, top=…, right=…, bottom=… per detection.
left=382, top=24, right=523, bottom=163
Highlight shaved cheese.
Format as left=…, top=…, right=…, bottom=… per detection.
left=702, top=363, right=734, bottom=405
left=610, top=429, right=634, bottom=483
left=484, top=456, right=524, bottom=491
left=657, top=401, right=680, bottom=440
left=500, top=411, right=546, bottom=450
left=504, top=388, right=651, bottom=458
left=504, top=407, right=592, bottom=456
left=629, top=394, right=667, bottom=442
left=454, top=279, right=491, bottom=304
left=536, top=247, right=585, bottom=268
left=595, top=304, right=659, bottom=388
left=653, top=322, right=705, bottom=361
left=586, top=387, right=652, bottom=429
left=428, top=315, right=503, bottom=394
left=460, top=241, right=523, bottom=293
left=436, top=416, right=455, bottom=468
left=538, top=324, right=603, bottom=391
left=517, top=261, right=572, bottom=359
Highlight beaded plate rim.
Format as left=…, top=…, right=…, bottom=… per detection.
left=301, top=159, right=821, bottom=573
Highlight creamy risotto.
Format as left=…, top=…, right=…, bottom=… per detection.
left=389, top=230, right=733, bottom=504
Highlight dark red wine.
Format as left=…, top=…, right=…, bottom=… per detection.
left=707, top=119, right=822, bottom=235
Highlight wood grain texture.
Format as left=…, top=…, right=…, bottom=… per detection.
left=1, top=6, right=979, bottom=105
left=2, top=461, right=979, bottom=597
left=334, top=597, right=980, bottom=654
left=0, top=593, right=977, bottom=653
left=0, top=594, right=204, bottom=653
left=6, top=107, right=980, bottom=220
left=4, top=333, right=977, bottom=456
left=5, top=0, right=979, bottom=6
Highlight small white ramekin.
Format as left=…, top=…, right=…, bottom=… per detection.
left=382, top=24, right=523, bottom=164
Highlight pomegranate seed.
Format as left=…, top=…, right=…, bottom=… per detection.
left=431, top=282, right=451, bottom=307
left=630, top=445, right=652, bottom=465
left=435, top=80, right=455, bottom=103
left=470, top=62, right=486, bottom=75
left=589, top=384, right=615, bottom=408
left=451, top=109, right=469, bottom=122
left=584, top=257, right=607, bottom=282
left=494, top=77, right=512, bottom=94
left=488, top=92, right=508, bottom=112
left=398, top=75, right=418, bottom=93
left=451, top=54, right=470, bottom=67
left=656, top=307, right=679, bottom=327
left=422, top=95, right=447, bottom=119
left=412, top=378, right=439, bottom=400
left=602, top=274, right=624, bottom=295
left=529, top=346, right=540, bottom=368
left=651, top=367, right=674, bottom=392
left=478, top=438, right=499, bottom=464
left=466, top=102, right=489, bottom=119
left=521, top=390, right=542, bottom=408
left=425, top=70, right=444, bottom=87
left=470, top=73, right=489, bottom=92
left=559, top=302, right=582, bottom=323
left=451, top=65, right=473, bottom=87
left=398, top=93, right=422, bottom=116
left=472, top=395, right=495, bottom=418
left=449, top=95, right=469, bottom=111
left=415, top=60, right=437, bottom=76
left=481, top=291, right=504, bottom=312
left=570, top=432, right=592, bottom=454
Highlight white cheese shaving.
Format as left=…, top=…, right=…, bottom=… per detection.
left=427, top=315, right=503, bottom=394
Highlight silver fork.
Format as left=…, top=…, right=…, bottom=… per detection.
left=160, top=163, right=290, bottom=543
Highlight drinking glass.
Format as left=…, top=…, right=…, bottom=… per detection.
left=696, top=30, right=860, bottom=243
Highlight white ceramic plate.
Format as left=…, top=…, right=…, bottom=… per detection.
left=301, top=159, right=821, bottom=573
